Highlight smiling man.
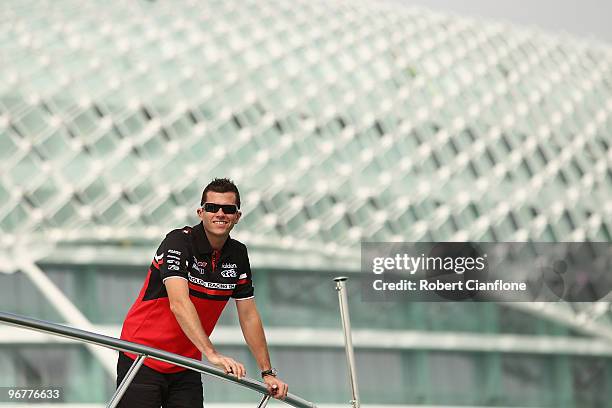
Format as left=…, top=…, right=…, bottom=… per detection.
left=117, top=178, right=288, bottom=407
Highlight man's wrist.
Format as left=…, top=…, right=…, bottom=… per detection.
left=261, top=368, right=277, bottom=378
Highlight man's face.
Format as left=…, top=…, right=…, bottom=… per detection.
left=197, top=191, right=241, bottom=239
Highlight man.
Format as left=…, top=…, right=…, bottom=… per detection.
left=117, top=178, right=288, bottom=407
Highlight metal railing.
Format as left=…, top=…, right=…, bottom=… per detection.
left=0, top=311, right=317, bottom=408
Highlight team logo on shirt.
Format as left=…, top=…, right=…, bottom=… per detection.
left=192, top=256, right=207, bottom=274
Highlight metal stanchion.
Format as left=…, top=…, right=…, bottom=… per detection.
left=108, top=354, right=146, bottom=408
left=256, top=394, right=271, bottom=408
left=333, top=277, right=360, bottom=408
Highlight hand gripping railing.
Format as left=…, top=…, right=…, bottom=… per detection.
left=0, top=311, right=317, bottom=408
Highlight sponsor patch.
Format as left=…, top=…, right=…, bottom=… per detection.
left=221, top=269, right=237, bottom=278
left=188, top=273, right=236, bottom=289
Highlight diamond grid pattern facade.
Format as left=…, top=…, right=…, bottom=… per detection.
left=1, top=0, right=612, bottom=259
left=2, top=1, right=612, bottom=406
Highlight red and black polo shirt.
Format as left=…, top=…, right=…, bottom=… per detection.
left=120, top=222, right=254, bottom=373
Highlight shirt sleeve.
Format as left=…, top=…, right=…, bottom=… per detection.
left=232, top=246, right=254, bottom=300
left=158, top=230, right=191, bottom=282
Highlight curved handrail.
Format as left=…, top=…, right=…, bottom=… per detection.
left=0, top=311, right=317, bottom=408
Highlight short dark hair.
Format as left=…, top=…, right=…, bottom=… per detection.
left=201, top=178, right=241, bottom=208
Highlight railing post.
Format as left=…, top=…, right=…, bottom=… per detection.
left=333, top=277, right=360, bottom=408
left=107, top=354, right=146, bottom=408
left=257, top=394, right=271, bottom=408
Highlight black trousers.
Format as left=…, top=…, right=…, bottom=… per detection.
left=116, top=352, right=203, bottom=408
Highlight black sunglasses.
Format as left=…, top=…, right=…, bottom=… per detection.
left=202, top=202, right=239, bottom=214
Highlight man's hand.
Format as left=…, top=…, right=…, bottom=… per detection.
left=205, top=351, right=246, bottom=380
left=263, top=375, right=288, bottom=400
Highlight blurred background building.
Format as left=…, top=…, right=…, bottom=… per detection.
left=1, top=0, right=612, bottom=406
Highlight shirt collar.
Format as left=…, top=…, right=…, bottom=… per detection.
left=192, top=222, right=230, bottom=255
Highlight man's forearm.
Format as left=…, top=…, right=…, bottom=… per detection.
left=239, top=311, right=271, bottom=371
left=170, top=299, right=216, bottom=356
left=235, top=301, right=287, bottom=399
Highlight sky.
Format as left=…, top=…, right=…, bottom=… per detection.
left=403, top=0, right=612, bottom=44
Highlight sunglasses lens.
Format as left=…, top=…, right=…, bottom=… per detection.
left=204, top=203, right=237, bottom=214
left=204, top=203, right=219, bottom=213
left=222, top=205, right=237, bottom=214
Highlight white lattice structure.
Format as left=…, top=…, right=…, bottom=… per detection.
left=2, top=0, right=612, bottom=263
